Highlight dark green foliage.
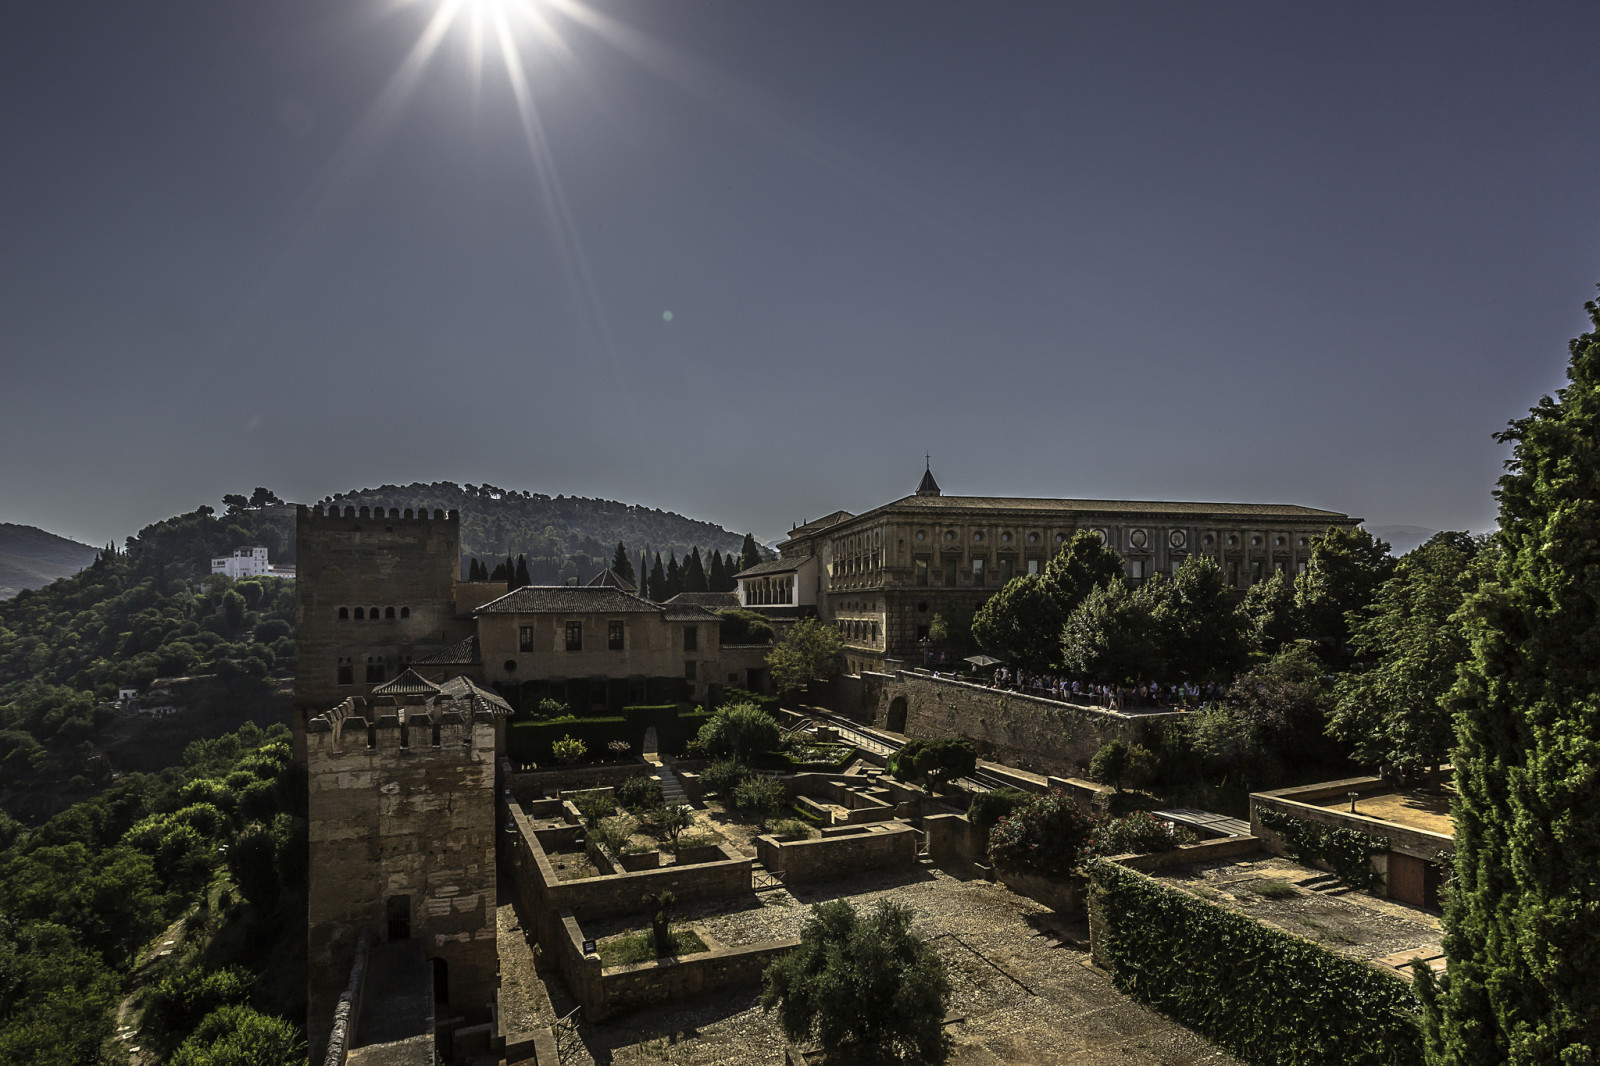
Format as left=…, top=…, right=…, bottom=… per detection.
left=513, top=554, right=532, bottom=589
left=505, top=704, right=708, bottom=764
left=167, top=1004, right=305, bottom=1066
left=761, top=899, right=952, bottom=1064
left=1086, top=811, right=1197, bottom=857
left=143, top=966, right=253, bottom=1046
left=966, top=789, right=1028, bottom=837
left=699, top=758, right=747, bottom=796
left=1088, top=740, right=1155, bottom=793
left=648, top=553, right=666, bottom=601
left=696, top=702, right=782, bottom=763
left=616, top=775, right=664, bottom=811
left=1243, top=568, right=1301, bottom=653
left=740, top=533, right=764, bottom=573
left=1328, top=533, right=1493, bottom=776
left=1256, top=808, right=1386, bottom=892
left=1089, top=859, right=1421, bottom=1065
left=665, top=552, right=683, bottom=599
left=718, top=608, right=774, bottom=645
left=612, top=541, right=636, bottom=585
left=1228, top=644, right=1334, bottom=762
left=1060, top=579, right=1163, bottom=683
left=1417, top=290, right=1600, bottom=1065
left=987, top=788, right=1093, bottom=878
left=733, top=775, right=786, bottom=824
left=1294, top=526, right=1396, bottom=664
left=683, top=547, right=708, bottom=593
left=768, top=617, right=844, bottom=695
left=1145, top=556, right=1254, bottom=682
left=972, top=530, right=1124, bottom=670
left=888, top=737, right=976, bottom=790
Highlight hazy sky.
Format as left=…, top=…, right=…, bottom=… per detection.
left=3, top=1, right=1598, bottom=548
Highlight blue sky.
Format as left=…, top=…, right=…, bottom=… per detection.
left=3, top=1, right=1597, bottom=547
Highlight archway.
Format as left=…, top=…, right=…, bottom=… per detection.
left=887, top=696, right=908, bottom=734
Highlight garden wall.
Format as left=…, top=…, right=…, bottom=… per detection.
left=1250, top=778, right=1455, bottom=862
left=505, top=762, right=648, bottom=801
left=754, top=822, right=919, bottom=884
left=845, top=671, right=1179, bottom=778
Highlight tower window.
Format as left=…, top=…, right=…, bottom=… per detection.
left=565, top=622, right=582, bottom=652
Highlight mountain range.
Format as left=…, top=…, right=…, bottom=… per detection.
left=0, top=523, right=100, bottom=599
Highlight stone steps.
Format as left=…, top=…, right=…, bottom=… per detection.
left=654, top=768, right=689, bottom=806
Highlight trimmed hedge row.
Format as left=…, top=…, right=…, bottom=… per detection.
left=507, top=704, right=711, bottom=764
left=1087, top=859, right=1421, bottom=1065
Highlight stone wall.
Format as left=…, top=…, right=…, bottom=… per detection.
left=852, top=671, right=1178, bottom=778
left=506, top=762, right=650, bottom=801
left=1250, top=778, right=1455, bottom=862
left=923, top=812, right=984, bottom=873
left=753, top=822, right=919, bottom=884
left=306, top=716, right=499, bottom=1056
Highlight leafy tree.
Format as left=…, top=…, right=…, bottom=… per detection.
left=696, top=702, right=781, bottom=763
left=143, top=966, right=253, bottom=1047
left=1294, top=526, right=1395, bottom=664
left=1242, top=567, right=1301, bottom=653
left=762, top=899, right=952, bottom=1064
left=1228, top=643, right=1333, bottom=764
left=611, top=541, right=636, bottom=585
left=1416, top=289, right=1600, bottom=1065
left=1144, top=556, right=1253, bottom=682
left=740, top=533, right=763, bottom=573
left=987, top=788, right=1093, bottom=879
left=1060, top=579, right=1163, bottom=683
left=966, top=789, right=1028, bottom=837
left=699, top=758, right=746, bottom=796
left=733, top=775, right=786, bottom=825
left=221, top=494, right=248, bottom=514
left=1328, top=533, right=1491, bottom=779
left=971, top=530, right=1124, bottom=670
left=648, top=553, right=667, bottom=602
left=221, top=590, right=247, bottom=633
left=768, top=618, right=844, bottom=696
left=1088, top=740, right=1155, bottom=793
left=616, top=776, right=664, bottom=811
left=228, top=823, right=281, bottom=911
left=889, top=738, right=976, bottom=791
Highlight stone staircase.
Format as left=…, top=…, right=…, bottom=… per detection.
left=653, top=765, right=689, bottom=807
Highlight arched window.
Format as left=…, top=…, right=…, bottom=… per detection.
left=353, top=607, right=364, bottom=620
left=400, top=606, right=410, bottom=619
left=368, top=606, right=379, bottom=620
left=385, top=606, right=396, bottom=619
left=339, top=607, right=349, bottom=620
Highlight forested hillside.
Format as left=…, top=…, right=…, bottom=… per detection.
left=0, top=522, right=100, bottom=600
left=0, top=502, right=295, bottom=805
left=325, top=481, right=760, bottom=584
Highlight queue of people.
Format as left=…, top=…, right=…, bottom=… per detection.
left=983, top=668, right=1224, bottom=710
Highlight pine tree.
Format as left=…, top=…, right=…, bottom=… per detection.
left=665, top=552, right=684, bottom=599
left=612, top=541, right=636, bottom=586
left=741, top=533, right=763, bottom=572
left=514, top=555, right=532, bottom=589
left=1417, top=288, right=1600, bottom=1064
left=648, top=553, right=666, bottom=602
left=684, top=547, right=708, bottom=593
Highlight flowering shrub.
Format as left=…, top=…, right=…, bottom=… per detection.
left=1086, top=810, right=1198, bottom=858
left=987, top=788, right=1093, bottom=878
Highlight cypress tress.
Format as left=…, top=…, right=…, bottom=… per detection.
left=1417, top=289, right=1600, bottom=1064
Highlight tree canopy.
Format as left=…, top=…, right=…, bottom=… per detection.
left=767, top=618, right=844, bottom=696
left=971, top=529, right=1124, bottom=669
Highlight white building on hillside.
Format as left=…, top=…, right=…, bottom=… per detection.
left=211, top=546, right=295, bottom=580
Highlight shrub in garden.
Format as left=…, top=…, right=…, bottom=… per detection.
left=733, top=775, right=786, bottom=825
left=770, top=818, right=813, bottom=840
left=551, top=734, right=587, bottom=765
left=967, top=788, right=1028, bottom=837
left=616, top=776, right=664, bottom=811
left=573, top=791, right=615, bottom=829
left=700, top=757, right=747, bottom=796
left=1088, top=739, right=1156, bottom=792
left=988, top=788, right=1093, bottom=879
left=890, top=738, right=977, bottom=791
left=1087, top=811, right=1198, bottom=858
left=696, top=702, right=781, bottom=763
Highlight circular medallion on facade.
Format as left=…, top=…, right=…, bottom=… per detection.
left=1129, top=529, right=1148, bottom=549
left=1001, top=531, right=1012, bottom=543
left=944, top=530, right=956, bottom=542
left=1203, top=533, right=1215, bottom=546
left=1028, top=532, right=1039, bottom=544
left=1055, top=532, right=1066, bottom=543
left=1227, top=535, right=1238, bottom=546
left=1169, top=529, right=1187, bottom=549
left=916, top=530, right=926, bottom=541
left=972, top=531, right=983, bottom=542
left=1092, top=528, right=1108, bottom=545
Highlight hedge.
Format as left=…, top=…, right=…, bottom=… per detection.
left=507, top=704, right=710, bottom=764
left=1087, top=859, right=1421, bottom=1065
left=1257, top=808, right=1388, bottom=892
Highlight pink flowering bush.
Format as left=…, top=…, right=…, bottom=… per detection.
left=987, top=788, right=1093, bottom=878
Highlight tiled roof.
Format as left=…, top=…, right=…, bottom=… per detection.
left=408, top=636, right=480, bottom=666
left=789, top=510, right=855, bottom=536
left=475, top=586, right=660, bottom=614
left=371, top=669, right=442, bottom=696
left=434, top=676, right=513, bottom=715
left=664, top=592, right=741, bottom=610
left=586, top=567, right=638, bottom=594
left=662, top=602, right=722, bottom=621
left=734, top=557, right=804, bottom=578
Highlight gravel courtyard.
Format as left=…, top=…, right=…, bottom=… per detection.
left=498, top=865, right=1237, bottom=1065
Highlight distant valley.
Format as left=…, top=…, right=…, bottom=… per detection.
left=0, top=522, right=99, bottom=599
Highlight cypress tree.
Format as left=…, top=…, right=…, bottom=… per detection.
left=639, top=551, right=650, bottom=593
left=648, top=553, right=666, bottom=602
left=514, top=554, right=532, bottom=589
left=665, top=552, right=684, bottom=599
left=741, top=533, right=763, bottom=573
left=504, top=555, right=516, bottom=592
left=490, top=561, right=507, bottom=582
left=612, top=541, right=636, bottom=585
left=1417, top=288, right=1600, bottom=1064
left=709, top=550, right=726, bottom=592
left=684, top=547, right=709, bottom=593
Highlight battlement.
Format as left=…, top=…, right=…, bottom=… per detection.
left=299, top=504, right=459, bottom=522
left=307, top=696, right=489, bottom=754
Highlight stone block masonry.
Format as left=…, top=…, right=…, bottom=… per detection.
left=754, top=822, right=919, bottom=884
left=862, top=671, right=1181, bottom=778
